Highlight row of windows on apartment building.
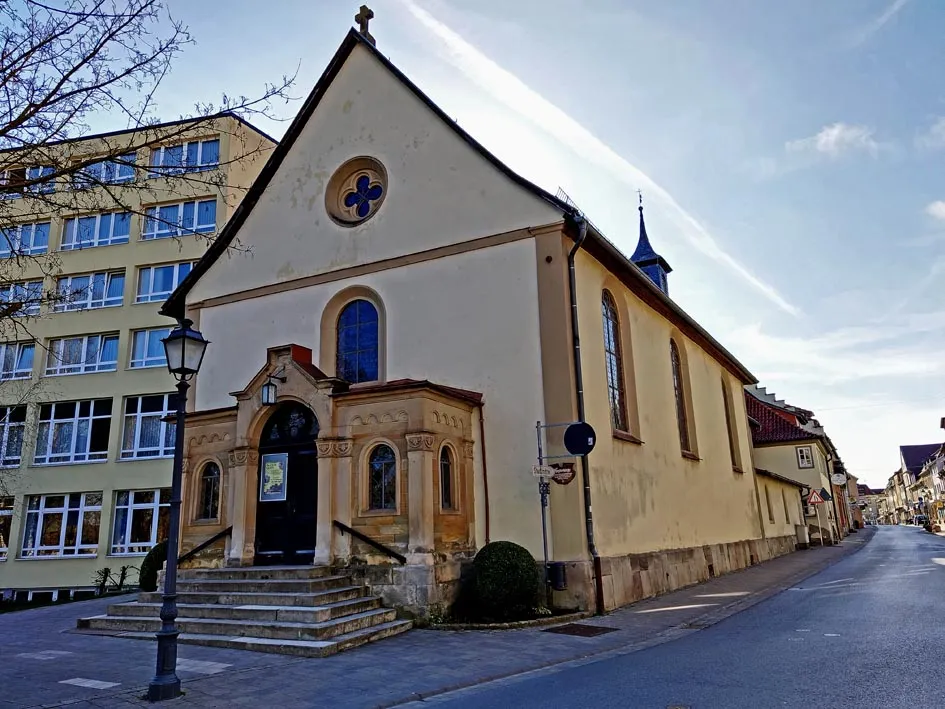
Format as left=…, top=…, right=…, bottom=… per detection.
left=0, top=197, right=217, bottom=258
left=0, top=479, right=220, bottom=562
left=601, top=289, right=742, bottom=465
left=0, top=394, right=177, bottom=469
left=0, top=137, right=221, bottom=198
left=1, top=323, right=180, bottom=381
left=1, top=259, right=193, bottom=321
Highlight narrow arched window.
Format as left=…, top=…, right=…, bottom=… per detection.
left=670, top=339, right=691, bottom=453
left=337, top=299, right=379, bottom=383
left=601, top=291, right=628, bottom=432
left=721, top=377, right=738, bottom=467
left=368, top=444, right=397, bottom=510
left=440, top=446, right=455, bottom=510
left=198, top=462, right=220, bottom=520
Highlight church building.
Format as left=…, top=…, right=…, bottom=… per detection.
left=162, top=22, right=794, bottom=617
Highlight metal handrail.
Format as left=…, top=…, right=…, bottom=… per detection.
left=332, top=519, right=406, bottom=564
left=177, top=526, right=233, bottom=565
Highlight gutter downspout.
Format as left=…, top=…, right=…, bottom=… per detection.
left=566, top=213, right=605, bottom=615
left=478, top=404, right=491, bottom=544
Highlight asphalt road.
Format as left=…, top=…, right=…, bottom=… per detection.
left=416, top=526, right=945, bottom=709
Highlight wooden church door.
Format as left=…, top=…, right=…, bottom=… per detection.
left=254, top=402, right=320, bottom=565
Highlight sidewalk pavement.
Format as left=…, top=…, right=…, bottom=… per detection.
left=2, top=528, right=874, bottom=709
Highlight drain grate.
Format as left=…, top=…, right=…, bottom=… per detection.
left=543, top=623, right=619, bottom=637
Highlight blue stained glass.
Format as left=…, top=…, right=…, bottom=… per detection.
left=358, top=323, right=378, bottom=348
left=357, top=299, right=378, bottom=321
left=336, top=299, right=379, bottom=384
left=342, top=175, right=384, bottom=221
left=338, top=325, right=358, bottom=350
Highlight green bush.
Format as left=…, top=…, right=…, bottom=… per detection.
left=472, top=541, right=541, bottom=621
left=138, top=540, right=168, bottom=592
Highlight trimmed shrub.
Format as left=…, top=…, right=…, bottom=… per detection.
left=472, top=541, right=541, bottom=621
left=138, top=540, right=168, bottom=592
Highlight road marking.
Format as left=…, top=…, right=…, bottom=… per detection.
left=694, top=592, right=751, bottom=598
left=824, top=633, right=841, bottom=637
left=635, top=603, right=719, bottom=614
left=60, top=678, right=120, bottom=689
left=16, top=650, right=72, bottom=660
left=795, top=629, right=811, bottom=632
left=177, top=658, right=232, bottom=675
left=818, top=578, right=855, bottom=586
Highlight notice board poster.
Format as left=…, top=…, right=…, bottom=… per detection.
left=259, top=453, right=288, bottom=502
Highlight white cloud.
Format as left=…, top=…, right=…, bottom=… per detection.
left=847, top=0, right=910, bottom=47
left=786, top=123, right=880, bottom=159
left=917, top=117, right=945, bottom=150
left=396, top=0, right=801, bottom=317
left=926, top=201, right=945, bottom=221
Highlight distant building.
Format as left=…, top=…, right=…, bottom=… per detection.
left=0, top=115, right=275, bottom=600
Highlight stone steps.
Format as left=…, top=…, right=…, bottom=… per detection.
left=77, top=565, right=410, bottom=657
left=109, top=619, right=413, bottom=658
left=137, top=585, right=365, bottom=607
left=107, top=597, right=380, bottom=623
left=176, top=575, right=351, bottom=594
left=82, top=608, right=397, bottom=641
left=177, top=565, right=333, bottom=581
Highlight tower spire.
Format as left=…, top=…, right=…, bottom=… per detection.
left=630, top=192, right=672, bottom=295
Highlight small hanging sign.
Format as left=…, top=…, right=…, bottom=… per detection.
left=551, top=463, right=577, bottom=486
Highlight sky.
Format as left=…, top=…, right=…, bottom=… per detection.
left=101, top=0, right=945, bottom=487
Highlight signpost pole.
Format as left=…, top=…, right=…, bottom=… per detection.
left=536, top=422, right=551, bottom=608
left=816, top=505, right=825, bottom=546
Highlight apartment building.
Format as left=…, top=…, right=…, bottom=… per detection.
left=0, top=115, right=275, bottom=598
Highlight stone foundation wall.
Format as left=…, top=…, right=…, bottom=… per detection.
left=343, top=552, right=472, bottom=619
left=552, top=534, right=799, bottom=612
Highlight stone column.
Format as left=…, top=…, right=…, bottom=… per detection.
left=405, top=432, right=436, bottom=564
left=314, top=438, right=353, bottom=565
left=227, top=448, right=257, bottom=566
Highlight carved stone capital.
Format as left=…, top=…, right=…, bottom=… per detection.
left=316, top=437, right=354, bottom=458
left=462, top=440, right=475, bottom=460
left=228, top=448, right=258, bottom=467
left=406, top=432, right=436, bottom=452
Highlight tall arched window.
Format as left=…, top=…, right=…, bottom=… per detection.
left=368, top=444, right=397, bottom=511
left=197, top=462, right=220, bottom=520
left=601, top=291, right=628, bottom=432
left=721, top=377, right=738, bottom=468
left=337, top=299, right=379, bottom=383
left=670, top=339, right=691, bottom=453
left=440, top=446, right=455, bottom=510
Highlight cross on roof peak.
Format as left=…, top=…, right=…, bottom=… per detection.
left=355, top=5, right=376, bottom=45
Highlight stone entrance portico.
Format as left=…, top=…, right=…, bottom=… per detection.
left=178, top=344, right=481, bottom=616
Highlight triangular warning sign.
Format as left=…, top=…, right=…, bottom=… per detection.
left=807, top=489, right=825, bottom=505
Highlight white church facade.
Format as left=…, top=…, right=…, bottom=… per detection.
left=163, top=26, right=795, bottom=617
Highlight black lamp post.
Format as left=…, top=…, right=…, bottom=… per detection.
left=149, top=318, right=208, bottom=702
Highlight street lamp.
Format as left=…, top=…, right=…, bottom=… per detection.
left=149, top=318, right=209, bottom=702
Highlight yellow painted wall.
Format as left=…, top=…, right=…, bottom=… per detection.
left=758, top=476, right=804, bottom=538
left=753, top=441, right=836, bottom=526
left=0, top=117, right=274, bottom=591
left=569, top=250, right=761, bottom=558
